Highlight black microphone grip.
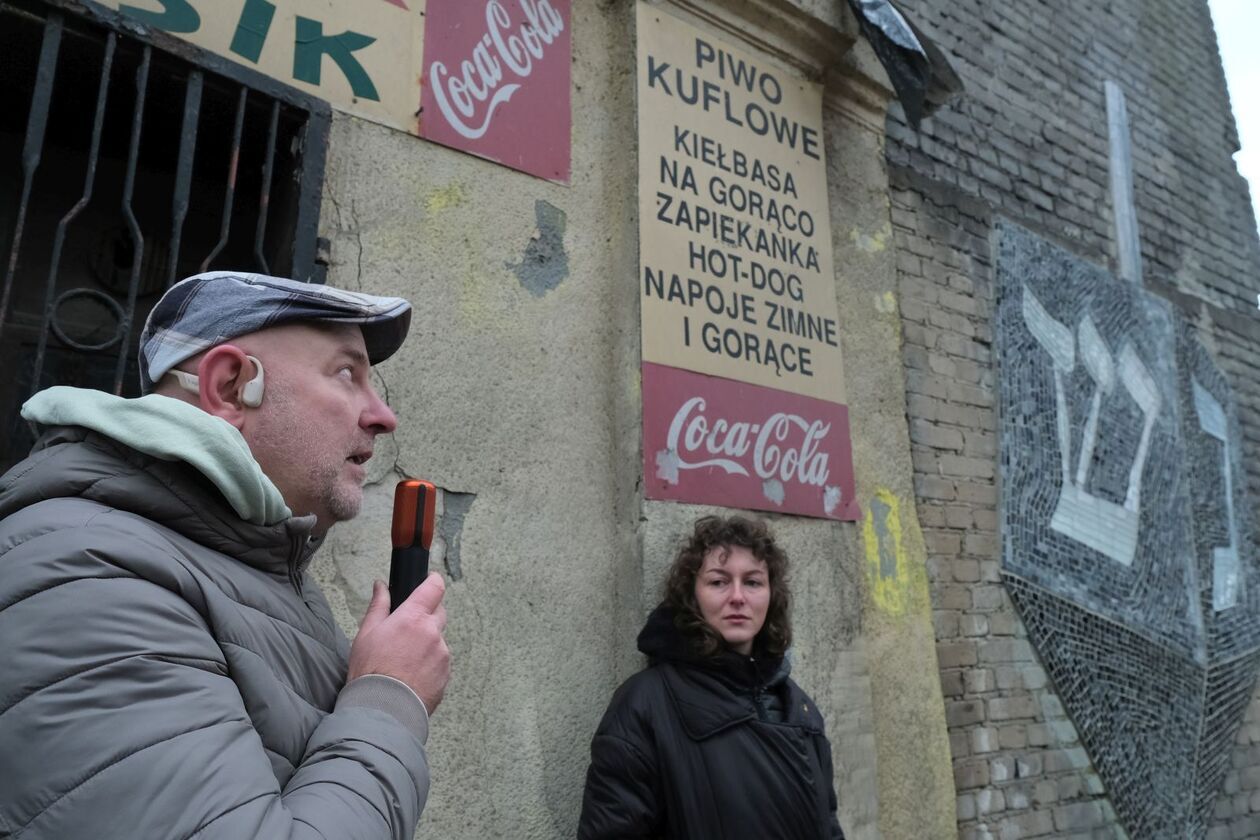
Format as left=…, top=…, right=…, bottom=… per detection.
left=389, top=544, right=430, bottom=612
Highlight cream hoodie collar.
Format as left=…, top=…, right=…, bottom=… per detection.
left=22, top=386, right=291, bottom=526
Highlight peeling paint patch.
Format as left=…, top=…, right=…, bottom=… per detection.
left=507, top=200, right=569, bottom=297
left=425, top=183, right=466, bottom=215
left=436, top=489, right=475, bottom=582
left=655, top=448, right=680, bottom=484
left=874, top=291, right=898, bottom=314
left=863, top=488, right=910, bottom=616
left=762, top=479, right=785, bottom=505
left=823, top=485, right=843, bottom=515
left=850, top=223, right=891, bottom=254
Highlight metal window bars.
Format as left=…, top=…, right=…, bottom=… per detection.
left=0, top=0, right=330, bottom=471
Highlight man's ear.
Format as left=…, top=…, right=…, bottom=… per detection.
left=196, top=345, right=255, bottom=429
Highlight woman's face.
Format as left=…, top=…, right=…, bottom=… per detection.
left=694, top=545, right=770, bottom=655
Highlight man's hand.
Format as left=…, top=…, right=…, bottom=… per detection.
left=348, top=573, right=451, bottom=714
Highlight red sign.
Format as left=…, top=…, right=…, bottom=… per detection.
left=419, top=0, right=572, bottom=183
left=643, top=362, right=860, bottom=520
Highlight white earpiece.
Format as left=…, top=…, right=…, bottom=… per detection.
left=166, top=354, right=264, bottom=408
left=167, top=368, right=200, bottom=395
left=241, top=355, right=265, bottom=407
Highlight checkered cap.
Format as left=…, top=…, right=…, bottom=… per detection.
left=139, top=271, right=412, bottom=392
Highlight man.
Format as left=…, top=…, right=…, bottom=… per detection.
left=0, top=271, right=450, bottom=839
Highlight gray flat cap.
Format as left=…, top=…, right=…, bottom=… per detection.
left=139, top=271, right=412, bottom=392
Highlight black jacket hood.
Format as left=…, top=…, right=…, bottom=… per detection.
left=636, top=604, right=790, bottom=699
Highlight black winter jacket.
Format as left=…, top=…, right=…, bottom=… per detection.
left=578, top=606, right=846, bottom=840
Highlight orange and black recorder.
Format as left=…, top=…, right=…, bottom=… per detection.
left=389, top=479, right=436, bottom=612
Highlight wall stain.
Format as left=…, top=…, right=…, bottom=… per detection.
left=863, top=487, right=911, bottom=616
left=425, top=183, right=466, bottom=215
left=851, top=222, right=891, bottom=254
left=507, top=200, right=569, bottom=297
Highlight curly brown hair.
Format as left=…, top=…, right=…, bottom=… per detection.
left=662, top=515, right=792, bottom=658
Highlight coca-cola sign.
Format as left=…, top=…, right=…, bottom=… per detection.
left=643, top=362, right=859, bottom=520
left=419, top=0, right=571, bottom=183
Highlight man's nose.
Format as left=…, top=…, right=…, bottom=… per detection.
left=362, top=385, right=398, bottom=434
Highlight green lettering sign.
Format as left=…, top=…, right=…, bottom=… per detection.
left=119, top=0, right=199, bottom=33
left=293, top=17, right=379, bottom=102
left=229, top=0, right=276, bottom=63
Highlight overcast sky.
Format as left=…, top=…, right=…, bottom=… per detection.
left=1207, top=0, right=1259, bottom=236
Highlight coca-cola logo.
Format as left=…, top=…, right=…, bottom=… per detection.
left=427, top=0, right=565, bottom=140
left=660, top=396, right=832, bottom=487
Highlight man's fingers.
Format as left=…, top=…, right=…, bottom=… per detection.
left=404, top=571, right=446, bottom=614
left=431, top=604, right=447, bottom=633
left=357, top=579, right=391, bottom=633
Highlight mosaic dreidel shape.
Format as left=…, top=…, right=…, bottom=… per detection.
left=1022, top=291, right=1160, bottom=567
left=995, top=222, right=1260, bottom=839
left=1192, top=381, right=1241, bottom=611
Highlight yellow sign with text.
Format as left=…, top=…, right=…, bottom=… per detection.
left=99, top=0, right=424, bottom=132
left=636, top=3, right=845, bottom=403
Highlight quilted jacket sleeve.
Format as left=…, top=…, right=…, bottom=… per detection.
left=0, top=509, right=428, bottom=840
left=576, top=679, right=663, bottom=840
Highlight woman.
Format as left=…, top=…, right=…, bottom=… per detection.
left=578, top=515, right=846, bottom=839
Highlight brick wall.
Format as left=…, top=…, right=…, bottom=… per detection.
left=892, top=167, right=1126, bottom=838
left=882, top=0, right=1260, bottom=836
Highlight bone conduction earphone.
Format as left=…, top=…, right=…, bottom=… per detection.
left=167, top=355, right=265, bottom=408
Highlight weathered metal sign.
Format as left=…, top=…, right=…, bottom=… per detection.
left=419, top=0, right=571, bottom=183
left=101, top=0, right=424, bottom=131
left=643, top=363, right=860, bottom=520
left=102, top=0, right=572, bottom=182
left=637, top=3, right=857, bottom=520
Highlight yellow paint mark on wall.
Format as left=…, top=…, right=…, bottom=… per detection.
left=850, top=222, right=891, bottom=254
left=863, top=487, right=912, bottom=616
left=426, top=183, right=466, bottom=215
left=874, top=291, right=898, bottom=314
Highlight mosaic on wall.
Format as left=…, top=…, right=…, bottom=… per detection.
left=995, top=222, right=1260, bottom=838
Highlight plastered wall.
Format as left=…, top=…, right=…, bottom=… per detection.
left=307, top=2, right=954, bottom=837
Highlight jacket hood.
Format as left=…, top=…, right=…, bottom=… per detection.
left=637, top=604, right=789, bottom=687
left=20, top=386, right=290, bottom=525
left=637, top=604, right=800, bottom=741
left=3, top=388, right=317, bottom=578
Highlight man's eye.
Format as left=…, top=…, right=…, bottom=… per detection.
left=337, top=366, right=354, bottom=379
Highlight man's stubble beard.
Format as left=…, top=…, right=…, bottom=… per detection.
left=253, top=383, right=363, bottom=526
left=308, top=456, right=363, bottom=524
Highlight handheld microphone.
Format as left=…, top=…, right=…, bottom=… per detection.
left=389, top=479, right=436, bottom=612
